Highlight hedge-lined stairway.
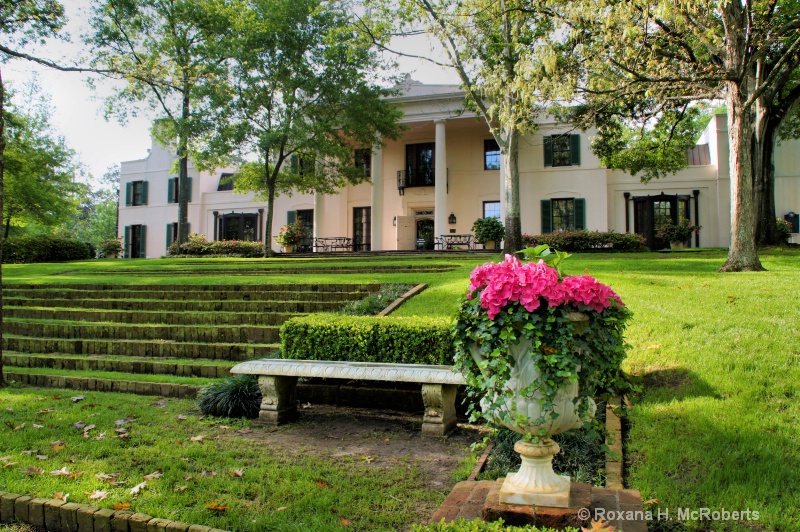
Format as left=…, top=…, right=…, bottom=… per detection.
left=3, top=283, right=379, bottom=397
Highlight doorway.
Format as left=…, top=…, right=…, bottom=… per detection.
left=353, top=207, right=371, bottom=251
left=634, top=194, right=690, bottom=250
left=416, top=218, right=435, bottom=250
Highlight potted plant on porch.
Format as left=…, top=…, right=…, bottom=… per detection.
left=472, top=217, right=505, bottom=250
left=453, top=246, right=631, bottom=508
left=659, top=217, right=700, bottom=249
left=275, top=221, right=308, bottom=253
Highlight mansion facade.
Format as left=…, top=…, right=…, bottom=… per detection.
left=118, top=81, right=800, bottom=257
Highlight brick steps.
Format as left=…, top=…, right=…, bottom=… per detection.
left=4, top=298, right=346, bottom=313
left=6, top=282, right=380, bottom=292
left=4, top=353, right=235, bottom=378
left=4, top=288, right=367, bottom=302
left=5, top=320, right=280, bottom=343
left=4, top=336, right=279, bottom=361
left=4, top=307, right=302, bottom=325
left=57, top=265, right=455, bottom=275
left=3, top=370, right=203, bottom=398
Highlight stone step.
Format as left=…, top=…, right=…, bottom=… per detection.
left=3, top=288, right=367, bottom=302
left=4, top=353, right=235, bottom=378
left=4, top=298, right=346, bottom=313
left=3, top=336, right=279, bottom=361
left=6, top=282, right=381, bottom=292
left=2, top=370, right=203, bottom=398
left=4, top=307, right=303, bottom=326
left=54, top=265, right=455, bottom=275
left=5, top=321, right=280, bottom=344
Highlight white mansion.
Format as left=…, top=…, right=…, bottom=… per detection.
left=118, top=81, right=800, bottom=257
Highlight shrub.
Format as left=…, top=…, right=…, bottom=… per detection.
left=776, top=218, right=792, bottom=244
left=522, top=230, right=645, bottom=252
left=197, top=375, right=262, bottom=419
left=3, top=235, right=91, bottom=263
left=99, top=238, right=123, bottom=259
left=472, top=217, right=505, bottom=244
left=178, top=233, right=212, bottom=255
left=281, top=315, right=454, bottom=365
left=166, top=234, right=264, bottom=257
left=339, top=284, right=413, bottom=316
left=275, top=221, right=308, bottom=247
left=413, top=519, right=569, bottom=532
left=658, top=217, right=700, bottom=243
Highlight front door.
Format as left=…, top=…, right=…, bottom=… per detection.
left=396, top=216, right=415, bottom=250
left=416, top=219, right=435, bottom=250
left=353, top=207, right=371, bottom=251
left=296, top=209, right=314, bottom=252
left=634, top=194, right=690, bottom=250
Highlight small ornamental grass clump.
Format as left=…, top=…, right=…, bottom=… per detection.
left=197, top=374, right=261, bottom=419
left=453, top=246, right=633, bottom=440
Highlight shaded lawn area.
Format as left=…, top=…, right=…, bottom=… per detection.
left=0, top=387, right=479, bottom=531
left=4, top=248, right=800, bottom=529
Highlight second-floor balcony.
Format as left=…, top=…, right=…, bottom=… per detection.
left=397, top=167, right=435, bottom=194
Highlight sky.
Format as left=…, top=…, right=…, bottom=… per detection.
left=4, top=1, right=459, bottom=184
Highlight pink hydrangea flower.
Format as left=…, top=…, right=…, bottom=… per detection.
left=548, top=275, right=624, bottom=312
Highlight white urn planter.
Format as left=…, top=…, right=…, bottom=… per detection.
left=469, top=313, right=596, bottom=508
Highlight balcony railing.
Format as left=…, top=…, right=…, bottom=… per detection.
left=397, top=167, right=435, bottom=195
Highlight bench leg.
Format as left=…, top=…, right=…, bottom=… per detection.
left=256, top=376, right=298, bottom=425
left=421, top=384, right=457, bottom=435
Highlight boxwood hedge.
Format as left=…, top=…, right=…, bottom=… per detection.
left=522, top=230, right=646, bottom=251
left=280, top=314, right=454, bottom=365
left=3, top=235, right=92, bottom=263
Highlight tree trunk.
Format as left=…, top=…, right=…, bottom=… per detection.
left=502, top=127, right=522, bottom=254
left=720, top=80, right=764, bottom=272
left=3, top=216, right=9, bottom=239
left=263, top=160, right=277, bottom=258
left=177, top=91, right=191, bottom=246
left=755, top=116, right=779, bottom=245
left=0, top=68, right=6, bottom=386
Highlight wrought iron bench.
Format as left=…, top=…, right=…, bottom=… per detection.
left=230, top=359, right=466, bottom=435
left=438, top=234, right=474, bottom=250
left=313, top=237, right=353, bottom=252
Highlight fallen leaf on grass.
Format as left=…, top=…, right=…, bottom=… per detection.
left=205, top=502, right=227, bottom=513
left=339, top=516, right=352, bottom=527
left=219, top=425, right=230, bottom=430
left=177, top=415, right=187, bottom=421
left=361, top=456, right=374, bottom=464
left=95, top=473, right=120, bottom=482
left=94, top=433, right=107, bottom=441
left=646, top=344, right=662, bottom=350
left=236, top=428, right=252, bottom=434
left=190, top=435, right=206, bottom=442
left=200, top=470, right=217, bottom=477
left=173, top=485, right=188, bottom=492
left=33, top=424, right=44, bottom=429
left=112, top=502, right=131, bottom=511
left=181, top=458, right=190, bottom=462
left=21, top=450, right=37, bottom=456
left=71, top=396, right=86, bottom=403
left=50, top=441, right=66, bottom=452
left=50, top=467, right=72, bottom=476
left=74, top=422, right=87, bottom=430
left=53, top=492, right=69, bottom=502
left=37, top=409, right=55, bottom=415
left=36, top=455, right=48, bottom=460
left=232, top=469, right=244, bottom=478
left=582, top=520, right=616, bottom=532
left=0, top=461, right=18, bottom=469
left=643, top=498, right=659, bottom=505
left=130, top=482, right=147, bottom=495
left=183, top=475, right=194, bottom=481
left=276, top=507, right=287, bottom=512
left=85, top=490, right=108, bottom=501
left=143, top=470, right=163, bottom=480
left=19, top=466, right=44, bottom=476
left=5, top=422, right=25, bottom=431
left=315, top=480, right=330, bottom=489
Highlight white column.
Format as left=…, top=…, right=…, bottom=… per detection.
left=370, top=144, right=384, bottom=251
left=434, top=119, right=448, bottom=239
left=314, top=192, right=324, bottom=241
left=499, top=152, right=507, bottom=223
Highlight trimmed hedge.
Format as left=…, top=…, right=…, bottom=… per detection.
left=167, top=233, right=264, bottom=257
left=3, top=235, right=92, bottom=263
left=281, top=314, right=454, bottom=365
left=522, top=230, right=646, bottom=252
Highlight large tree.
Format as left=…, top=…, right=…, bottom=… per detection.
left=87, top=0, right=230, bottom=246
left=368, top=0, right=561, bottom=254
left=560, top=0, right=800, bottom=271
left=199, top=0, right=403, bottom=256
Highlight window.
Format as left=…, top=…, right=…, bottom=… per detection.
left=353, top=207, right=371, bottom=251
left=355, top=149, right=372, bottom=177
left=543, top=134, right=581, bottom=167
left=483, top=201, right=501, bottom=219
left=484, top=139, right=500, bottom=170
left=541, top=198, right=586, bottom=233
left=123, top=224, right=147, bottom=258
left=167, top=177, right=193, bottom=203
left=405, top=143, right=435, bottom=187
left=166, top=222, right=190, bottom=248
left=291, top=155, right=315, bottom=177
left=125, top=181, right=148, bottom=206
left=219, top=214, right=258, bottom=241
left=217, top=173, right=234, bottom=192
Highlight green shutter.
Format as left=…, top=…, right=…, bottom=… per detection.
left=125, top=183, right=133, bottom=206
left=543, top=136, right=554, bottom=167
left=541, top=200, right=553, bottom=234
left=139, top=225, right=147, bottom=258
left=287, top=210, right=297, bottom=224
left=141, top=181, right=148, bottom=205
left=167, top=178, right=175, bottom=204
left=187, top=177, right=193, bottom=203
left=124, top=226, right=131, bottom=257
left=166, top=223, right=174, bottom=248
left=570, top=134, right=581, bottom=166
left=574, top=198, right=586, bottom=230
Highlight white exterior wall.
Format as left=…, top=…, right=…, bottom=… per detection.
left=119, top=87, right=800, bottom=255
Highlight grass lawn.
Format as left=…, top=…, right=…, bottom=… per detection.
left=3, top=248, right=800, bottom=530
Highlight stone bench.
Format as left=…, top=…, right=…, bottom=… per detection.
left=230, top=359, right=466, bottom=435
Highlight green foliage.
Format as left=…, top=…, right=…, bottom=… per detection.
left=274, top=222, right=308, bottom=247
left=413, top=519, right=574, bottom=532
left=472, top=217, right=505, bottom=244
left=99, top=238, right=123, bottom=259
left=3, top=234, right=91, bottom=263
left=519, top=244, right=571, bottom=277
left=197, top=374, right=262, bottom=419
left=167, top=233, right=263, bottom=257
left=658, top=218, right=701, bottom=244
left=339, top=284, right=413, bottom=316
left=776, top=218, right=792, bottom=244
left=281, top=315, right=453, bottom=365
left=522, top=230, right=646, bottom=252
left=60, top=166, right=120, bottom=246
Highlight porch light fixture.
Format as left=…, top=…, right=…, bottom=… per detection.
left=448, top=213, right=457, bottom=224
left=393, top=216, right=397, bottom=226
